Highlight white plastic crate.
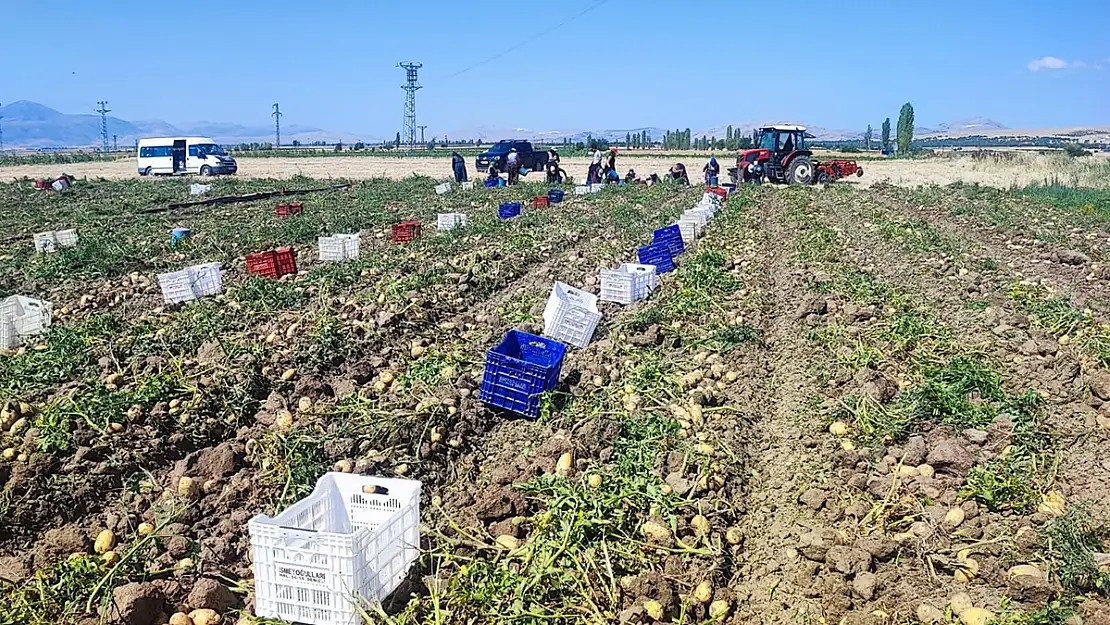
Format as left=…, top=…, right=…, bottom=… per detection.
left=600, top=264, right=659, bottom=305
left=434, top=182, right=452, bottom=195
left=460, top=181, right=474, bottom=190
left=187, top=262, right=224, bottom=297
left=542, top=281, right=602, bottom=348
left=436, top=212, right=467, bottom=231
left=338, top=233, right=360, bottom=259
left=0, top=295, right=53, bottom=348
left=319, top=234, right=360, bottom=262
left=158, top=270, right=195, bottom=305
left=573, top=185, right=603, bottom=196
left=54, top=229, right=79, bottom=248
left=679, top=218, right=703, bottom=244
left=34, top=232, right=57, bottom=253
left=683, top=209, right=711, bottom=227
left=249, top=473, right=421, bottom=625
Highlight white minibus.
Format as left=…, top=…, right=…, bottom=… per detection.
left=137, top=137, right=237, bottom=176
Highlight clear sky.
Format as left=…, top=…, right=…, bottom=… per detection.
left=2, top=0, right=1107, bottom=138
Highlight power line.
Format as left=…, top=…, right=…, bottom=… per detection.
left=440, top=0, right=613, bottom=81
left=0, top=102, right=4, bottom=153
left=272, top=103, right=282, bottom=148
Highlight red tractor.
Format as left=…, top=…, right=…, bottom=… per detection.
left=729, top=125, right=863, bottom=185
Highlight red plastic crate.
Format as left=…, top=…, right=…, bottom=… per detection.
left=532, top=196, right=549, bottom=209
left=391, top=221, right=422, bottom=243
left=275, top=201, right=304, bottom=218
left=274, top=247, right=297, bottom=277
left=246, top=251, right=278, bottom=279
left=707, top=187, right=728, bottom=202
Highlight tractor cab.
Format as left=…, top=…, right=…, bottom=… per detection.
left=733, top=125, right=816, bottom=185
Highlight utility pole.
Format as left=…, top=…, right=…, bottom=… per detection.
left=418, top=125, right=427, bottom=144
left=272, top=103, right=282, bottom=148
left=0, top=101, right=4, bottom=153
left=112, top=135, right=118, bottom=151
left=398, top=62, right=422, bottom=147
left=96, top=101, right=111, bottom=152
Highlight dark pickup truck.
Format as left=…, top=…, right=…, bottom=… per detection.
left=476, top=140, right=549, bottom=173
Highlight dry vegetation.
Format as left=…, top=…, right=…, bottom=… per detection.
left=2, top=170, right=1110, bottom=625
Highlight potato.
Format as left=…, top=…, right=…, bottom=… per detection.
left=275, top=410, right=293, bottom=431
left=16, top=452, right=27, bottom=462
left=959, top=608, right=993, bottom=625
left=177, top=476, right=199, bottom=499
left=588, top=474, right=603, bottom=489
left=691, top=514, right=710, bottom=536
left=395, top=464, right=410, bottom=476
left=280, top=368, right=297, bottom=381
left=177, top=558, right=195, bottom=571
left=334, top=459, right=353, bottom=473
left=101, top=550, right=120, bottom=567
left=828, top=421, right=849, bottom=436
left=189, top=609, right=221, bottom=625
left=380, top=371, right=395, bottom=385
left=694, top=443, right=715, bottom=456
left=1008, top=564, right=1043, bottom=578
left=94, top=529, right=116, bottom=554
left=641, top=521, right=671, bottom=543
left=943, top=508, right=966, bottom=530
left=1039, top=490, right=1067, bottom=517
left=1, top=448, right=14, bottom=461
left=660, top=484, right=673, bottom=496
left=9, top=417, right=27, bottom=436
left=168, top=612, right=194, bottom=625
left=105, top=372, right=123, bottom=386
left=297, top=396, right=313, bottom=412
left=725, top=527, right=744, bottom=545
left=954, top=557, right=979, bottom=583
left=693, top=581, right=713, bottom=604
left=643, top=600, right=664, bottom=621
left=495, top=535, right=520, bottom=550
left=709, top=599, right=730, bottom=619
left=917, top=464, right=935, bottom=478
left=916, top=604, right=945, bottom=624
left=949, top=592, right=973, bottom=616
left=555, top=452, right=573, bottom=476
left=138, top=522, right=155, bottom=537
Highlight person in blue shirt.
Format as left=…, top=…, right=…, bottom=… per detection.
left=703, top=157, right=720, bottom=185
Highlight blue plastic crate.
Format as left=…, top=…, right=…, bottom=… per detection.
left=638, top=242, right=675, bottom=274
left=498, top=202, right=522, bottom=220
left=480, top=330, right=567, bottom=418
left=547, top=188, right=565, bottom=204
left=652, top=225, right=685, bottom=257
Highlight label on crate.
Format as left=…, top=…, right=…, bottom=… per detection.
left=276, top=564, right=328, bottom=586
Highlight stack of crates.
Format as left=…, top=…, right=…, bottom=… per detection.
left=600, top=264, right=659, bottom=305
left=318, top=234, right=360, bottom=262
left=498, top=202, right=522, bottom=220
left=480, top=330, right=567, bottom=419
left=652, top=224, right=685, bottom=258
left=532, top=196, right=549, bottom=209
left=542, top=282, right=601, bottom=349
left=706, top=187, right=728, bottom=202
left=0, top=295, right=52, bottom=349
left=248, top=473, right=422, bottom=625
left=437, top=213, right=468, bottom=231
left=638, top=242, right=675, bottom=274
left=275, top=202, right=304, bottom=218
left=246, top=248, right=297, bottom=280
left=391, top=221, right=422, bottom=243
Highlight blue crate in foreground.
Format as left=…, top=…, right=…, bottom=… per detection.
left=480, top=330, right=567, bottom=418
left=652, top=224, right=685, bottom=257
left=498, top=202, right=522, bottom=220
left=638, top=242, right=675, bottom=274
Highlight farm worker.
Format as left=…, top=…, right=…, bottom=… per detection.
left=506, top=148, right=522, bottom=185
left=626, top=168, right=638, bottom=183
left=703, top=157, right=720, bottom=185
left=548, top=147, right=560, bottom=164
left=669, top=163, right=690, bottom=185
left=451, top=152, right=468, bottom=183
left=546, top=160, right=564, bottom=184
left=587, top=147, right=603, bottom=184
left=602, top=147, right=617, bottom=178
left=484, top=165, right=500, bottom=188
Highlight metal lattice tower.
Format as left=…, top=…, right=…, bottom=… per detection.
left=0, top=102, right=4, bottom=153
left=418, top=125, right=427, bottom=144
left=112, top=135, right=118, bottom=151
left=398, top=62, right=422, bottom=147
left=96, top=101, right=111, bottom=152
left=272, top=103, right=282, bottom=148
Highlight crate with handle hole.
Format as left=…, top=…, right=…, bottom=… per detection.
left=249, top=473, right=422, bottom=625
left=652, top=224, right=685, bottom=258
left=0, top=295, right=52, bottom=349
left=460, top=181, right=474, bottom=190
left=532, top=195, right=549, bottom=209
left=275, top=201, right=304, bottom=219
left=547, top=188, right=565, bottom=204
left=391, top=221, right=422, bottom=244
left=188, top=262, right=224, bottom=298
left=434, top=182, right=452, bottom=195
left=248, top=249, right=298, bottom=280
left=498, top=202, right=521, bottom=220
left=600, top=263, right=659, bottom=305
left=542, top=281, right=602, bottom=349
left=678, top=217, right=703, bottom=245
left=319, top=234, right=359, bottom=262
left=480, top=330, right=567, bottom=419
left=436, top=213, right=468, bottom=231
left=33, top=232, right=57, bottom=253
left=637, top=242, right=675, bottom=274
left=706, top=186, right=728, bottom=202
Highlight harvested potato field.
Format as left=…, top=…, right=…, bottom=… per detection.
left=2, top=175, right=1110, bottom=625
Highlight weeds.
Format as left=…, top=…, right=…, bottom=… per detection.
left=1042, top=504, right=1110, bottom=595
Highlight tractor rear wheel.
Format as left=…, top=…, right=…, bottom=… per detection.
left=786, top=156, right=814, bottom=185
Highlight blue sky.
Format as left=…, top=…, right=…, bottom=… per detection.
left=2, top=0, right=1107, bottom=138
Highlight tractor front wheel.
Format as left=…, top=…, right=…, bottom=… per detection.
left=786, top=156, right=814, bottom=185
left=857, top=168, right=864, bottom=177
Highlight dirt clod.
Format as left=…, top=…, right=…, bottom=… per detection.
left=109, top=582, right=167, bottom=625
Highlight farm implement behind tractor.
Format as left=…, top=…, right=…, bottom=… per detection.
left=728, top=125, right=864, bottom=186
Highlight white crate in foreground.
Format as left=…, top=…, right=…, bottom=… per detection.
left=187, top=262, right=224, bottom=297
left=434, top=182, right=452, bottom=195
left=679, top=218, right=703, bottom=245
left=249, top=473, right=422, bottom=625
left=600, top=264, right=658, bottom=305
left=319, top=234, right=360, bottom=262
left=33, top=229, right=79, bottom=253
left=157, top=262, right=224, bottom=305
left=436, top=212, right=468, bottom=231
left=0, top=295, right=53, bottom=349
left=543, top=281, right=602, bottom=348
left=460, top=181, right=474, bottom=190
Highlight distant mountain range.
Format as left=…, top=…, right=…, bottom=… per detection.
left=0, top=101, right=365, bottom=149
left=0, top=100, right=1105, bottom=150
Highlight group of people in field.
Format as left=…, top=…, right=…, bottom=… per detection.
left=449, top=145, right=724, bottom=188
